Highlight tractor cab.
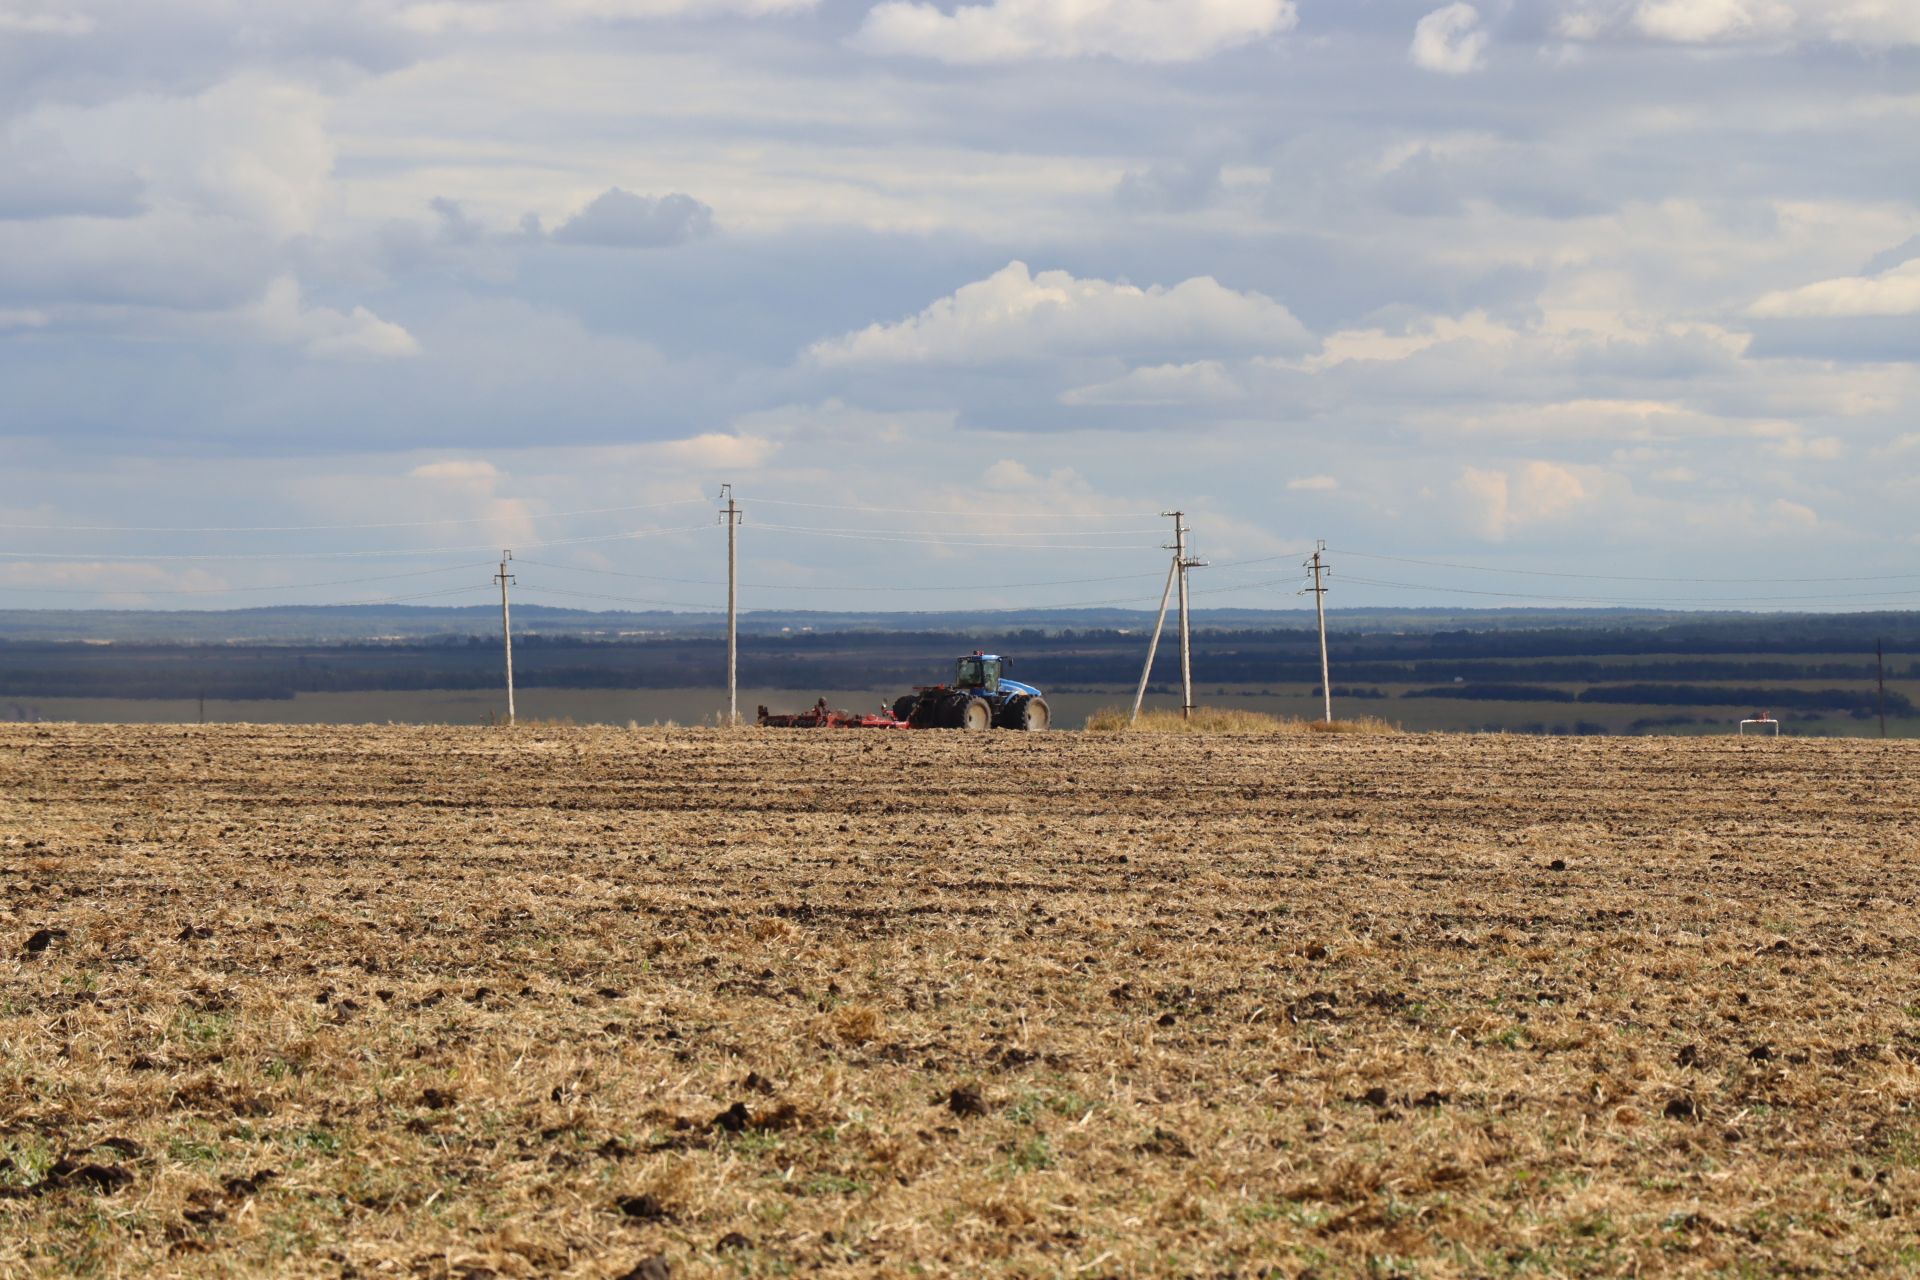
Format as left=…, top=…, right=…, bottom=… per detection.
left=955, top=652, right=1005, bottom=693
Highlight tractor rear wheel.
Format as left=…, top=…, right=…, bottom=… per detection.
left=893, top=694, right=917, bottom=723
left=1020, top=696, right=1050, bottom=732
left=959, top=698, right=993, bottom=731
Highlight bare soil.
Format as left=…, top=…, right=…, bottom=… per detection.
left=3, top=725, right=1918, bottom=1277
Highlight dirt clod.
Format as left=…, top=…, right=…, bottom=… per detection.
left=1664, top=1096, right=1701, bottom=1121
left=613, top=1193, right=669, bottom=1221
left=716, top=1232, right=751, bottom=1251
left=1137, top=1128, right=1194, bottom=1158
left=945, top=1086, right=988, bottom=1118
left=711, top=1102, right=752, bottom=1132
left=616, top=1257, right=671, bottom=1280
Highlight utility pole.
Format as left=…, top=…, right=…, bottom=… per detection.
left=1305, top=541, right=1332, bottom=724
left=1165, top=511, right=1204, bottom=720
left=720, top=485, right=741, bottom=726
left=1130, top=555, right=1179, bottom=723
left=495, top=550, right=516, bottom=726
left=1877, top=638, right=1888, bottom=739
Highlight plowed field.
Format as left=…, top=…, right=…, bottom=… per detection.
left=4, top=725, right=1919, bottom=1278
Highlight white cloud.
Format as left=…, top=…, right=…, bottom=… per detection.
left=810, top=262, right=1310, bottom=366
left=1060, top=360, right=1244, bottom=406
left=1765, top=434, right=1844, bottom=460
left=1749, top=258, right=1920, bottom=317
left=411, top=459, right=502, bottom=482
left=645, top=432, right=780, bottom=469
left=392, top=0, right=818, bottom=33
left=1287, top=474, right=1339, bottom=491
left=983, top=458, right=1040, bottom=488
left=1303, top=312, right=1518, bottom=371
left=1455, top=460, right=1593, bottom=540
left=1633, top=0, right=1795, bottom=42
left=1558, top=0, right=1920, bottom=46
left=851, top=0, right=1297, bottom=63
left=1411, top=4, right=1490, bottom=74
left=247, top=277, right=422, bottom=360
left=0, top=6, right=94, bottom=36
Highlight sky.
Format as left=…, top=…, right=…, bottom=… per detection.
left=0, top=0, right=1916, bottom=616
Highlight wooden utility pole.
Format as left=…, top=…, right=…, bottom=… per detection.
left=720, top=485, right=741, bottom=726
left=495, top=550, right=516, bottom=726
left=1164, top=511, right=1203, bottom=720
left=1306, top=541, right=1331, bottom=724
left=1130, top=555, right=1179, bottom=723
left=1877, top=638, right=1888, bottom=739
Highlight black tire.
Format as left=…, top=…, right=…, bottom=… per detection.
left=893, top=694, right=917, bottom=722
left=1021, top=697, right=1050, bottom=732
left=959, top=697, right=993, bottom=731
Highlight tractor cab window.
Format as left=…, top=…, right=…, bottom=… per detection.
left=956, top=657, right=1000, bottom=692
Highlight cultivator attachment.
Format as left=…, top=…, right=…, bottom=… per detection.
left=756, top=699, right=910, bottom=729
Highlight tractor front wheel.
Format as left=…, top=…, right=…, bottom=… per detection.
left=959, top=698, right=993, bottom=731
left=1020, top=696, right=1050, bottom=732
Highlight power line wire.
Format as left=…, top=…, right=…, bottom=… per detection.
left=1337, top=574, right=1920, bottom=607
left=512, top=557, right=1173, bottom=593
left=0, top=498, right=710, bottom=535
left=751, top=523, right=1163, bottom=551
left=1333, top=548, right=1920, bottom=586
left=0, top=524, right=716, bottom=563
left=741, top=496, right=1162, bottom=520
left=0, top=563, right=497, bottom=597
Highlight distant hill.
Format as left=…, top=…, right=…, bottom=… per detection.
left=5, top=602, right=1913, bottom=645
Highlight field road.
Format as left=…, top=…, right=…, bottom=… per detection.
left=4, top=725, right=1919, bottom=1277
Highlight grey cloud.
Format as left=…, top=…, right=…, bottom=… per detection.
left=1745, top=317, right=1920, bottom=364
left=1113, top=156, right=1224, bottom=213
left=0, top=151, right=144, bottom=220
left=1375, top=143, right=1618, bottom=221
left=551, top=189, right=717, bottom=249
left=429, top=196, right=483, bottom=246
left=1863, top=235, right=1920, bottom=276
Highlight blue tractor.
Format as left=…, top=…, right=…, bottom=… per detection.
left=892, top=652, right=1051, bottom=731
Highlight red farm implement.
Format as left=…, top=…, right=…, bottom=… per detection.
left=756, top=698, right=911, bottom=729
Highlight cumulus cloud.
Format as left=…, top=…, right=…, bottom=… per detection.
left=1060, top=361, right=1244, bottom=406
left=810, top=262, right=1311, bottom=366
left=1749, top=258, right=1920, bottom=317
left=1557, top=0, right=1920, bottom=46
left=392, top=0, right=819, bottom=33
left=0, top=6, right=94, bottom=36
left=551, top=188, right=717, bottom=248
left=246, top=277, right=422, bottom=360
left=1633, top=0, right=1795, bottom=42
left=1455, top=460, right=1593, bottom=540
left=852, top=0, right=1297, bottom=63
left=410, top=458, right=501, bottom=482
left=1411, top=4, right=1490, bottom=73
